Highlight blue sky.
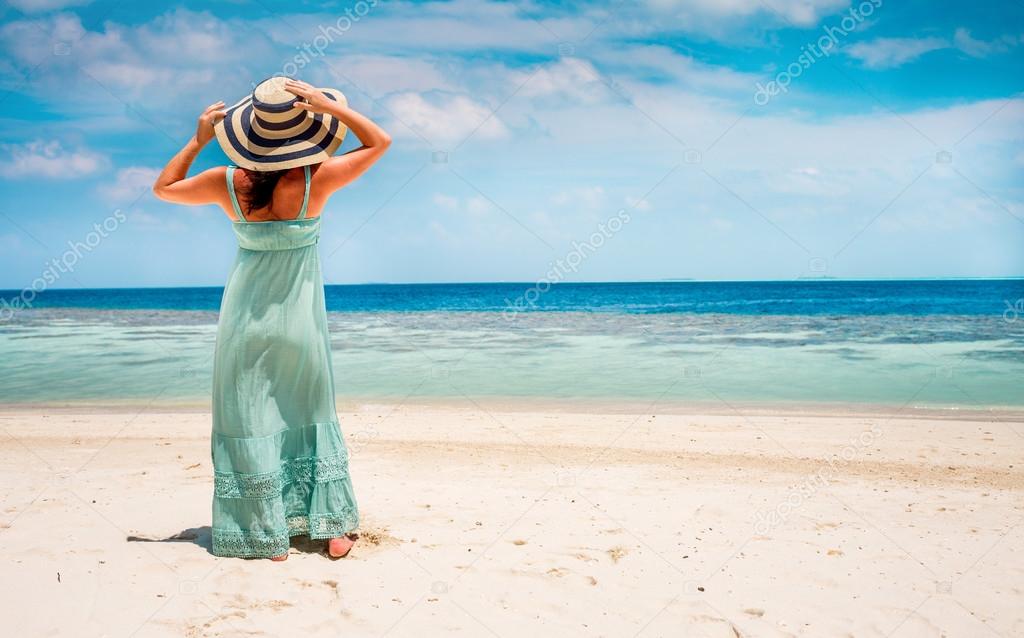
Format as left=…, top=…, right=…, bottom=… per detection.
left=0, top=0, right=1021, bottom=288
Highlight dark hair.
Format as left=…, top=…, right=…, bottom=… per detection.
left=241, top=168, right=288, bottom=213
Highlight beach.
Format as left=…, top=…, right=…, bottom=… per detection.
left=2, top=401, right=1022, bottom=637
left=2, top=0, right=1022, bottom=634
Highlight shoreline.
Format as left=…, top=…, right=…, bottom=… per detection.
left=3, top=396, right=1023, bottom=420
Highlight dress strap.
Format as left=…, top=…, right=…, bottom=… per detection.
left=296, top=165, right=311, bottom=220
left=225, top=166, right=246, bottom=222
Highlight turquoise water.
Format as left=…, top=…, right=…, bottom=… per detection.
left=2, top=291, right=1022, bottom=407
left=6, top=279, right=1023, bottom=315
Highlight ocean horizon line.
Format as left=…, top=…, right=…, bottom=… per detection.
left=3, top=275, right=1024, bottom=293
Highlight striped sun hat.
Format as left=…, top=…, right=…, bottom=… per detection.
left=214, top=76, right=348, bottom=171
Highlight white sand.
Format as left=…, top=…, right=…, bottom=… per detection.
left=1, top=402, right=1022, bottom=637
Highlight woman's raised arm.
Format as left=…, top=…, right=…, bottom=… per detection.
left=284, top=79, right=392, bottom=195
left=152, top=101, right=228, bottom=206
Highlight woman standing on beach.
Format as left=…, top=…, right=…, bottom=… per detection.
left=152, top=77, right=390, bottom=560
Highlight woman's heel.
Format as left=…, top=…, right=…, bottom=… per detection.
left=328, top=536, right=355, bottom=558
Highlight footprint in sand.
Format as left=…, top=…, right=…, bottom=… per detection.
left=356, top=525, right=400, bottom=548
left=293, top=578, right=341, bottom=593
left=606, top=546, right=628, bottom=563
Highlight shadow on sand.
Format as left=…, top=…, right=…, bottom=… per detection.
left=126, top=526, right=346, bottom=558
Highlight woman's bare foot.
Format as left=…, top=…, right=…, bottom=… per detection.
left=270, top=553, right=288, bottom=561
left=328, top=535, right=355, bottom=558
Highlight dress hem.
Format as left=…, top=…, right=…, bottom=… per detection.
left=211, top=510, right=360, bottom=558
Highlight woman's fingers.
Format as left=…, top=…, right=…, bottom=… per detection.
left=201, top=102, right=225, bottom=117
left=202, top=110, right=227, bottom=126
left=284, top=79, right=313, bottom=96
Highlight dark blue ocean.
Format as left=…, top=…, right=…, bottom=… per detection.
left=6, top=279, right=1024, bottom=315
left=2, top=280, right=1022, bottom=407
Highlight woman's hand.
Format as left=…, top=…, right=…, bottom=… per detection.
left=195, top=101, right=226, bottom=146
left=153, top=100, right=228, bottom=205
left=284, top=79, right=334, bottom=114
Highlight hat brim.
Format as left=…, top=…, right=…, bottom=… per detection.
left=214, top=88, right=348, bottom=171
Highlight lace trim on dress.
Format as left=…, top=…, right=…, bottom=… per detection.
left=211, top=508, right=360, bottom=558
left=213, top=453, right=350, bottom=499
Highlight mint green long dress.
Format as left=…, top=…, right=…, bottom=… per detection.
left=211, top=165, right=358, bottom=558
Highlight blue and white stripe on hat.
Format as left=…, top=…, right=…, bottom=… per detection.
left=214, top=76, right=348, bottom=172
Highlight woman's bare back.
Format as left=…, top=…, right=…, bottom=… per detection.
left=228, top=165, right=322, bottom=222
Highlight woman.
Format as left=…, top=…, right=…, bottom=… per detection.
left=153, top=77, right=390, bottom=560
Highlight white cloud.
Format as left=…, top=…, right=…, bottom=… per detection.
left=709, top=217, right=736, bottom=232
left=328, top=55, right=458, bottom=98
left=428, top=219, right=457, bottom=243
left=432, top=193, right=459, bottom=211
left=770, top=166, right=851, bottom=198
left=0, top=10, right=256, bottom=104
left=0, top=140, right=105, bottom=179
left=386, top=92, right=509, bottom=145
left=646, top=0, right=845, bottom=24
left=0, top=12, right=85, bottom=67
left=641, top=0, right=848, bottom=35
left=429, top=193, right=498, bottom=218
left=465, top=196, right=493, bottom=217
left=876, top=195, right=1005, bottom=232
left=844, top=36, right=947, bottom=69
left=5, top=0, right=90, bottom=13
left=98, top=166, right=160, bottom=202
left=953, top=28, right=1023, bottom=58
left=592, top=45, right=758, bottom=95
left=552, top=186, right=607, bottom=210
left=625, top=196, right=652, bottom=212
left=128, top=209, right=187, bottom=232
left=845, top=30, right=1023, bottom=69
left=253, top=1, right=571, bottom=56
left=518, top=58, right=605, bottom=102
left=76, top=10, right=246, bottom=96
left=953, top=29, right=993, bottom=58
